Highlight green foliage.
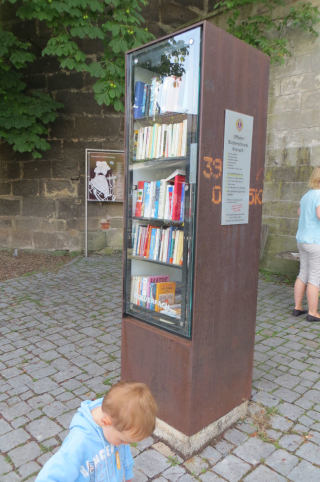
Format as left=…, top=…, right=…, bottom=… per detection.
left=0, top=28, right=62, bottom=157
left=211, top=0, right=320, bottom=62
left=1, top=0, right=319, bottom=157
left=0, top=0, right=153, bottom=157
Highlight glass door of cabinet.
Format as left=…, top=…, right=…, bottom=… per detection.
left=124, top=26, right=202, bottom=338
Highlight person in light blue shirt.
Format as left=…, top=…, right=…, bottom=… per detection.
left=293, top=167, right=320, bottom=322
left=35, top=381, right=157, bottom=482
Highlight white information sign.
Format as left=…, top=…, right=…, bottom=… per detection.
left=221, top=109, right=254, bottom=225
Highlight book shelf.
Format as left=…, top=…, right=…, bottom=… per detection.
left=122, top=21, right=269, bottom=450
left=123, top=26, right=201, bottom=337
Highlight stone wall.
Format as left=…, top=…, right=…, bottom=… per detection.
left=0, top=0, right=211, bottom=253
left=1, top=0, right=320, bottom=267
left=261, top=0, right=320, bottom=275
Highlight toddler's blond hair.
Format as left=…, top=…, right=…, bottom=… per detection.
left=102, top=381, right=157, bottom=440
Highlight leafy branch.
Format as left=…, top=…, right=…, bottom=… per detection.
left=0, top=0, right=153, bottom=157
left=210, top=0, right=320, bottom=62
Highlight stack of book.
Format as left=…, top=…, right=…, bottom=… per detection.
left=134, top=119, right=187, bottom=161
left=132, top=223, right=184, bottom=266
left=133, top=76, right=187, bottom=119
left=130, top=275, right=181, bottom=318
left=134, top=170, right=185, bottom=222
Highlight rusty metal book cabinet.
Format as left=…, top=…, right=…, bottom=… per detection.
left=122, top=21, right=269, bottom=441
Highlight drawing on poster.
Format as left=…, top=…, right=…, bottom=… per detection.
left=87, top=150, right=124, bottom=202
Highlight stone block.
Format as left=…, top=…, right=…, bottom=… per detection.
left=279, top=181, right=308, bottom=201
left=0, top=218, right=12, bottom=228
left=159, top=2, right=198, bottom=28
left=12, top=179, right=40, bottom=197
left=269, top=93, right=301, bottom=113
left=55, top=91, right=101, bottom=116
left=264, top=217, right=298, bottom=237
left=52, top=159, right=80, bottom=180
left=105, top=228, right=123, bottom=248
left=262, top=200, right=299, bottom=219
left=261, top=181, right=281, bottom=203
left=45, top=140, right=64, bottom=161
left=280, top=73, right=315, bottom=95
left=88, top=231, right=107, bottom=251
left=7, top=161, right=21, bottom=180
left=0, top=227, right=12, bottom=246
left=11, top=230, right=33, bottom=249
left=43, top=180, right=78, bottom=198
left=26, top=73, right=46, bottom=89
left=55, top=231, right=81, bottom=251
left=23, top=160, right=52, bottom=179
left=0, top=198, right=21, bottom=216
left=22, top=197, right=56, bottom=217
left=264, top=165, right=312, bottom=183
left=0, top=182, right=11, bottom=195
left=268, top=109, right=320, bottom=131
left=301, top=90, right=320, bottom=111
left=57, top=199, right=83, bottom=219
left=50, top=116, right=75, bottom=141
left=75, top=115, right=122, bottom=139
left=47, top=71, right=84, bottom=90
left=110, top=217, right=124, bottom=229
left=310, top=145, right=320, bottom=166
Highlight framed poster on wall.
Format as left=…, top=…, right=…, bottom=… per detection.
left=86, top=149, right=124, bottom=202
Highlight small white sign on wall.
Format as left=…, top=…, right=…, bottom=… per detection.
left=221, top=109, right=254, bottom=225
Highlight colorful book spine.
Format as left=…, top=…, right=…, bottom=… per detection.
left=171, top=175, right=186, bottom=221
left=133, top=81, right=145, bottom=119
left=135, top=181, right=145, bottom=217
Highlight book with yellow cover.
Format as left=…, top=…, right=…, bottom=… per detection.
left=155, top=281, right=176, bottom=312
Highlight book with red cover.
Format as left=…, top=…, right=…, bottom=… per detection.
left=171, top=175, right=185, bottom=221
left=135, top=181, right=145, bottom=217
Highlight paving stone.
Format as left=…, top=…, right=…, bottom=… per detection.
left=152, top=442, right=182, bottom=463
left=26, top=417, right=62, bottom=442
left=184, top=455, right=209, bottom=475
left=0, top=428, right=30, bottom=452
left=243, top=465, right=286, bottom=481
left=215, top=439, right=234, bottom=456
left=271, top=388, right=300, bottom=403
left=223, top=428, right=248, bottom=445
left=233, top=438, right=275, bottom=465
left=179, top=475, right=199, bottom=481
left=8, top=441, right=42, bottom=467
left=200, top=471, right=225, bottom=481
left=275, top=374, right=300, bottom=389
left=296, top=441, right=320, bottom=464
left=134, top=449, right=171, bottom=478
left=277, top=402, right=304, bottom=420
left=1, top=471, right=22, bottom=481
left=252, top=391, right=280, bottom=407
left=0, top=419, right=11, bottom=435
left=265, top=449, right=299, bottom=476
left=199, top=446, right=222, bottom=465
left=2, top=401, right=31, bottom=421
left=162, top=465, right=186, bottom=481
left=213, top=454, right=251, bottom=482
left=17, top=460, right=41, bottom=478
left=270, top=414, right=294, bottom=431
left=0, top=454, right=12, bottom=475
left=1, top=256, right=320, bottom=480
left=279, top=434, right=304, bottom=451
left=132, top=468, right=148, bottom=481
left=288, top=460, right=320, bottom=482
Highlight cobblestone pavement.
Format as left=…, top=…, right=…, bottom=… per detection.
left=1, top=254, right=320, bottom=481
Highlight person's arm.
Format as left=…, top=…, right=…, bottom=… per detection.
left=122, top=444, right=134, bottom=481
left=316, top=205, right=320, bottom=219
left=35, top=432, right=86, bottom=482
left=297, top=206, right=300, bottom=216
